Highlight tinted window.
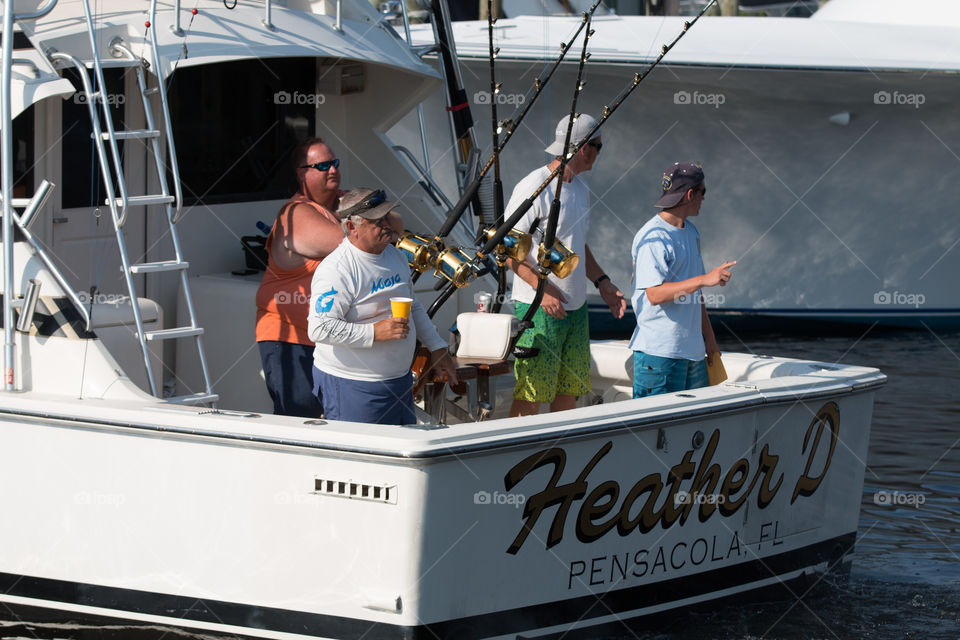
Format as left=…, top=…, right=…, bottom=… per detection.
left=9, top=106, right=34, bottom=199
left=60, top=67, right=126, bottom=209
left=167, top=57, right=317, bottom=205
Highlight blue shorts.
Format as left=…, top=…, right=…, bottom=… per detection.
left=258, top=341, right=324, bottom=418
left=313, top=366, right=415, bottom=426
left=633, top=351, right=708, bottom=399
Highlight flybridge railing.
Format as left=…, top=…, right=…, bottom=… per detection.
left=167, top=0, right=344, bottom=33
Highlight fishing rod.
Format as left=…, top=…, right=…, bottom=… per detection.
left=486, top=0, right=508, bottom=312
left=412, top=1, right=601, bottom=289
left=475, top=0, right=718, bottom=263
left=427, top=0, right=716, bottom=321
left=434, top=0, right=603, bottom=243
left=425, top=2, right=600, bottom=319
left=512, top=12, right=595, bottom=347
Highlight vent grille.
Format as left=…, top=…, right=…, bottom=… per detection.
left=314, top=478, right=397, bottom=504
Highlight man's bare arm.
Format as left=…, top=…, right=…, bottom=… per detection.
left=584, top=244, right=626, bottom=319
left=646, top=261, right=736, bottom=305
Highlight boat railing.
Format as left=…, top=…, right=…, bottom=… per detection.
left=392, top=144, right=477, bottom=242
left=166, top=0, right=344, bottom=33
left=392, top=145, right=454, bottom=210
left=1, top=181, right=93, bottom=330
left=389, top=0, right=432, bottom=173
left=148, top=0, right=184, bottom=224
left=4, top=0, right=59, bottom=21
left=2, top=0, right=61, bottom=390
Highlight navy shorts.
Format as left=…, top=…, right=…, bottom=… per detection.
left=313, top=366, right=415, bottom=426
left=258, top=341, right=324, bottom=418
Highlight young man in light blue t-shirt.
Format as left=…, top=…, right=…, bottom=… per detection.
left=628, top=162, right=736, bottom=398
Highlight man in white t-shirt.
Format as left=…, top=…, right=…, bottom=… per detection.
left=629, top=162, right=736, bottom=398
left=505, top=114, right=626, bottom=417
left=307, top=188, right=458, bottom=425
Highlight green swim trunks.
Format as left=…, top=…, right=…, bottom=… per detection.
left=512, top=301, right=591, bottom=403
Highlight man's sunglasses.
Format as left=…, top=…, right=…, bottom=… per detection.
left=587, top=140, right=603, bottom=151
left=300, top=158, right=340, bottom=172
left=341, top=189, right=388, bottom=217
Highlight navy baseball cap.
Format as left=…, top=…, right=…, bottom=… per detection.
left=655, top=162, right=704, bottom=208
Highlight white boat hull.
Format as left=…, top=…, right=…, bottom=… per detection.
left=0, top=344, right=881, bottom=639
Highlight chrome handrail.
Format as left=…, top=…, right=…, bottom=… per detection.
left=0, top=183, right=93, bottom=330
left=1, top=0, right=61, bottom=389
left=2, top=0, right=18, bottom=388
left=149, top=0, right=184, bottom=223
left=263, top=0, right=274, bottom=30
left=396, top=0, right=431, bottom=175
left=171, top=0, right=183, bottom=35
left=392, top=144, right=476, bottom=243
left=392, top=145, right=454, bottom=211
left=78, top=1, right=130, bottom=227
left=10, top=0, right=58, bottom=20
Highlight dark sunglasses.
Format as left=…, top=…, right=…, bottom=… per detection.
left=341, top=189, right=387, bottom=217
left=300, top=158, right=340, bottom=172
left=587, top=140, right=603, bottom=151
left=694, top=185, right=707, bottom=196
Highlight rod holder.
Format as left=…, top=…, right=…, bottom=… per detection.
left=15, top=280, right=41, bottom=334
left=18, top=180, right=55, bottom=230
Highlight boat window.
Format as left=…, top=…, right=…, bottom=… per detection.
left=4, top=107, right=34, bottom=199
left=166, top=57, right=317, bottom=206
left=60, top=67, right=126, bottom=210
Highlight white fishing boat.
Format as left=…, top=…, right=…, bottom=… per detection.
left=403, top=0, right=960, bottom=330
left=0, top=1, right=885, bottom=638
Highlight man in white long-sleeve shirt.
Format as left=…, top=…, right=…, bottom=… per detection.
left=307, top=188, right=458, bottom=424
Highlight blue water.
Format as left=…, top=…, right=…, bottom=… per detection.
left=2, top=330, right=957, bottom=639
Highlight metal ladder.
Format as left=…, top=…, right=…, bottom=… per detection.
left=49, top=0, right=217, bottom=405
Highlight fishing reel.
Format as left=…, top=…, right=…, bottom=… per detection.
left=397, top=232, right=442, bottom=273
left=434, top=247, right=479, bottom=289
left=483, top=227, right=532, bottom=263
left=537, top=237, right=579, bottom=279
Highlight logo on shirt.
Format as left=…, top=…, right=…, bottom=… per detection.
left=315, top=287, right=337, bottom=313
left=371, top=273, right=403, bottom=294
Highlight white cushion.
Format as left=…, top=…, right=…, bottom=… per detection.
left=456, top=312, right=517, bottom=361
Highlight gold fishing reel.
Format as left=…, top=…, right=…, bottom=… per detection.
left=434, top=247, right=478, bottom=288
left=537, top=238, right=579, bottom=279
left=397, top=232, right=442, bottom=273
left=483, top=227, right=532, bottom=262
